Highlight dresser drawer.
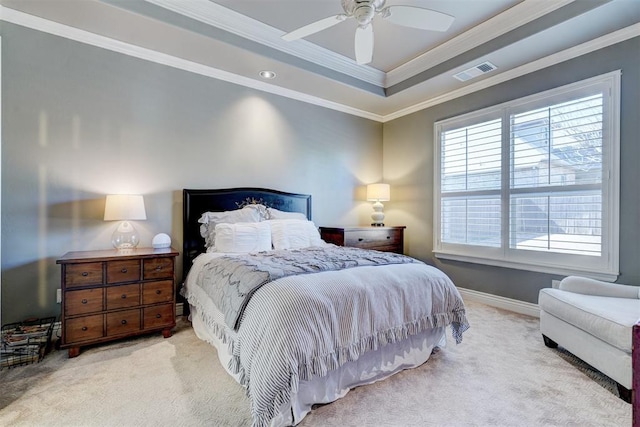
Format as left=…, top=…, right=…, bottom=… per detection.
left=344, top=229, right=402, bottom=249
left=106, top=309, right=141, bottom=336
left=142, top=280, right=174, bottom=305
left=65, top=288, right=104, bottom=316
left=107, top=260, right=141, bottom=284
left=320, top=226, right=405, bottom=254
left=65, top=314, right=104, bottom=343
left=143, top=304, right=174, bottom=329
left=65, top=262, right=103, bottom=288
left=143, top=257, right=174, bottom=280
left=106, top=284, right=140, bottom=310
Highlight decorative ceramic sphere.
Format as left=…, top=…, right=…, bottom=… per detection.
left=152, top=233, right=171, bottom=249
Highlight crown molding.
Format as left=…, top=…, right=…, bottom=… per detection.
left=385, top=0, right=574, bottom=87
left=0, top=5, right=384, bottom=122
left=145, top=0, right=386, bottom=87
left=1, top=5, right=636, bottom=124
left=381, top=23, right=640, bottom=122
left=147, top=0, right=573, bottom=90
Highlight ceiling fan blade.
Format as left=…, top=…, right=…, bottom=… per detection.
left=354, top=25, right=374, bottom=65
left=281, top=14, right=346, bottom=41
left=383, top=6, right=454, bottom=31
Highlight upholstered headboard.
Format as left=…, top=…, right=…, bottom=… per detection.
left=182, top=187, right=312, bottom=282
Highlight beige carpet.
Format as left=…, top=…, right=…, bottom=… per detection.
left=0, top=301, right=631, bottom=426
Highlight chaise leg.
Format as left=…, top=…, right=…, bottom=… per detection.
left=542, top=335, right=558, bottom=348
left=540, top=333, right=633, bottom=404
left=633, top=323, right=639, bottom=426
left=617, top=383, right=632, bottom=403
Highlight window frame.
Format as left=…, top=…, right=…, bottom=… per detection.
left=433, top=71, right=620, bottom=281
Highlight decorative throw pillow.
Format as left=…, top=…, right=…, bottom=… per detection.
left=269, top=219, right=325, bottom=250
left=198, top=205, right=265, bottom=250
left=266, top=207, right=307, bottom=221
left=213, top=221, right=272, bottom=253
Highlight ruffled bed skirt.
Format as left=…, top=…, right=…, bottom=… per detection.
left=190, top=303, right=447, bottom=426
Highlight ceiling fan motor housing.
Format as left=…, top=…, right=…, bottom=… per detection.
left=342, top=0, right=386, bottom=25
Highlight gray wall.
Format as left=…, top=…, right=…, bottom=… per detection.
left=383, top=37, right=640, bottom=303
left=0, top=23, right=383, bottom=323
left=2, top=23, right=638, bottom=324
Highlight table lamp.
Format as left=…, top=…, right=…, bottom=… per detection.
left=104, top=194, right=147, bottom=250
left=366, top=183, right=390, bottom=226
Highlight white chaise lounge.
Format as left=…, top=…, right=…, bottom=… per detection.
left=538, top=276, right=640, bottom=402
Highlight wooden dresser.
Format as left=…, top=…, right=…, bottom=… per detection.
left=319, top=226, right=406, bottom=254
left=56, top=247, right=179, bottom=358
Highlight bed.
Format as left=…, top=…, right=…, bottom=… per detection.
left=181, top=188, right=469, bottom=427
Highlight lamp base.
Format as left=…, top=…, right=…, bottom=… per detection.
left=370, top=201, right=385, bottom=227
left=112, top=221, right=141, bottom=250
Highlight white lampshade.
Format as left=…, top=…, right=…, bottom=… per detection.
left=104, top=195, right=146, bottom=250
left=367, top=183, right=390, bottom=202
left=104, top=195, right=147, bottom=221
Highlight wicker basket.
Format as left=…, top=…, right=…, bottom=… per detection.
left=1, top=316, right=56, bottom=369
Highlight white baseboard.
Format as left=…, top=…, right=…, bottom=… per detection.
left=457, top=287, right=540, bottom=318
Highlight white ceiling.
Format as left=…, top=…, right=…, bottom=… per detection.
left=1, top=0, right=639, bottom=121
left=214, top=0, right=521, bottom=72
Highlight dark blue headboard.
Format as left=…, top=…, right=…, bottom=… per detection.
left=182, top=187, right=311, bottom=281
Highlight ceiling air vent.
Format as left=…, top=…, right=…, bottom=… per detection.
left=453, top=61, right=497, bottom=82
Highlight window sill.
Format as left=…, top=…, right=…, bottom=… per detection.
left=433, top=251, right=619, bottom=282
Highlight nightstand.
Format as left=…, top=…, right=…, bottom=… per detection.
left=56, top=247, right=179, bottom=358
left=319, top=226, right=405, bottom=254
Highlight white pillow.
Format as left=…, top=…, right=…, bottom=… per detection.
left=266, top=207, right=307, bottom=221
left=269, top=219, right=325, bottom=250
left=198, top=205, right=265, bottom=249
left=212, top=221, right=272, bottom=253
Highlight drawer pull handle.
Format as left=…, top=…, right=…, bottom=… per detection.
left=121, top=294, right=127, bottom=299
left=81, top=326, right=88, bottom=331
left=155, top=266, right=162, bottom=271
left=386, top=236, right=391, bottom=239
left=82, top=272, right=89, bottom=277
left=81, top=299, right=88, bottom=304
left=358, top=238, right=364, bottom=242
left=156, top=314, right=162, bottom=319
left=156, top=290, right=162, bottom=295
left=121, top=268, right=128, bottom=273
left=121, top=320, right=127, bottom=325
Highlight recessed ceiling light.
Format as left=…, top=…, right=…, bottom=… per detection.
left=259, top=70, right=276, bottom=79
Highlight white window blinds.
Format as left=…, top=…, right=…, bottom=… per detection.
left=509, top=94, right=603, bottom=257
left=441, top=119, right=502, bottom=248
left=434, top=72, right=620, bottom=280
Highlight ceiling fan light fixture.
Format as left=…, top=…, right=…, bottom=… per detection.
left=342, top=0, right=385, bottom=16
left=354, top=4, right=375, bottom=25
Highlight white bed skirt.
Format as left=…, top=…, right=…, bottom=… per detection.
left=190, top=304, right=446, bottom=426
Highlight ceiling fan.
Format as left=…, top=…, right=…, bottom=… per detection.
left=281, top=0, right=455, bottom=65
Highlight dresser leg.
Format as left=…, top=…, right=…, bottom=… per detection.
left=162, top=328, right=172, bottom=338
left=68, top=347, right=80, bottom=358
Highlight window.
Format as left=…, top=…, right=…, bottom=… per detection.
left=434, top=72, right=620, bottom=280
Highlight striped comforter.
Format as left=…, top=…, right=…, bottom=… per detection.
left=184, top=247, right=469, bottom=427
left=195, top=245, right=420, bottom=330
